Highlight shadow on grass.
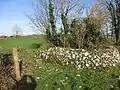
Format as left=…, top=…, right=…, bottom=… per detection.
left=12, top=75, right=37, bottom=90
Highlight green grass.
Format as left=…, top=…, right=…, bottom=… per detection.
left=0, top=37, right=47, bottom=50
left=1, top=37, right=120, bottom=90
left=18, top=49, right=120, bottom=90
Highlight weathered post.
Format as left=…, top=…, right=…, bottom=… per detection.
left=12, top=48, right=21, bottom=81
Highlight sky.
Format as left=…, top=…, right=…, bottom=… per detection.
left=0, top=0, right=95, bottom=36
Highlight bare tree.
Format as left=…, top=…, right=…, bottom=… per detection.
left=58, top=0, right=84, bottom=47
left=60, top=0, right=84, bottom=35
left=28, top=0, right=60, bottom=34
left=28, top=0, right=62, bottom=45
left=12, top=24, right=22, bottom=38
left=101, top=0, right=120, bottom=43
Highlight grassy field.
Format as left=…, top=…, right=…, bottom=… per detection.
left=1, top=37, right=120, bottom=90
left=0, top=37, right=47, bottom=50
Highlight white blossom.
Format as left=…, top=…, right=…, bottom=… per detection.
left=83, top=57, right=86, bottom=60
left=86, top=64, right=89, bottom=67
left=66, top=62, right=69, bottom=65
left=58, top=88, right=61, bottom=90
left=36, top=77, right=40, bottom=80
left=103, top=63, right=106, bottom=67
left=95, top=63, right=99, bottom=66
left=84, top=52, right=89, bottom=56
left=47, top=52, right=50, bottom=55
left=82, top=49, right=85, bottom=51
left=76, top=74, right=80, bottom=77
left=89, top=55, right=92, bottom=58
left=79, top=86, right=82, bottom=88
left=65, top=77, right=68, bottom=79
left=78, top=65, right=81, bottom=68
left=39, top=67, right=42, bottom=69
left=45, top=55, right=48, bottom=59
left=72, top=54, right=76, bottom=59
left=66, top=50, right=69, bottom=54
left=93, top=60, right=96, bottom=64
left=113, top=64, right=116, bottom=67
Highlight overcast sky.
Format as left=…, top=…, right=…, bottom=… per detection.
left=0, top=0, right=95, bottom=36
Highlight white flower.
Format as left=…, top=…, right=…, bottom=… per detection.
left=84, top=52, right=89, bottom=56
left=75, top=52, right=78, bottom=55
left=48, top=48, right=52, bottom=51
left=39, top=67, right=42, bottom=69
left=113, top=64, right=116, bottom=67
left=47, top=52, right=50, bottom=55
left=83, top=57, right=86, bottom=60
left=78, top=65, right=81, bottom=68
left=106, top=55, right=110, bottom=58
left=67, top=55, right=71, bottom=58
left=66, top=50, right=69, bottom=54
left=36, top=77, right=40, bottom=80
left=59, top=48, right=63, bottom=52
left=79, top=86, right=82, bottom=88
left=23, top=61, right=25, bottom=64
left=57, top=88, right=61, bottom=90
left=116, top=54, right=119, bottom=57
left=76, top=55, right=79, bottom=58
left=94, top=55, right=97, bottom=58
left=45, top=55, right=48, bottom=59
left=53, top=51, right=56, bottom=54
left=42, top=53, right=46, bottom=57
left=93, top=67, right=96, bottom=69
left=110, top=85, right=114, bottom=88
left=65, top=77, right=68, bottom=79
left=71, top=49, right=74, bottom=51
left=93, top=60, right=96, bottom=64
left=103, top=53, right=106, bottom=56
left=59, top=53, right=63, bottom=56
left=82, top=49, right=85, bottom=51
left=96, top=59, right=100, bottom=62
left=66, top=62, right=69, bottom=65
left=103, top=63, right=106, bottom=67
left=76, top=74, right=80, bottom=77
left=86, top=64, right=89, bottom=67
left=71, top=62, right=74, bottom=64
left=76, top=61, right=79, bottom=65
left=119, top=76, right=120, bottom=79
left=89, top=55, right=92, bottom=58
left=72, top=54, right=76, bottom=59
left=35, top=65, right=38, bottom=67
left=95, top=63, right=99, bottom=66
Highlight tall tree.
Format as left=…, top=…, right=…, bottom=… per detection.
left=49, top=0, right=56, bottom=36
left=105, top=0, right=120, bottom=43
left=29, top=0, right=59, bottom=44
left=60, top=0, right=83, bottom=35
left=48, top=0, right=57, bottom=45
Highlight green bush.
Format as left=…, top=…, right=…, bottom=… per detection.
left=30, top=43, right=42, bottom=49
left=0, top=52, right=14, bottom=90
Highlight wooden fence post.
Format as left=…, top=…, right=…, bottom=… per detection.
left=12, top=48, right=21, bottom=81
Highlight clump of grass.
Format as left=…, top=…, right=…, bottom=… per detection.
left=30, top=43, right=42, bottom=49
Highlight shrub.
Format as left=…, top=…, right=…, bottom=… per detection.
left=30, top=43, right=42, bottom=49
left=0, top=52, right=15, bottom=90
